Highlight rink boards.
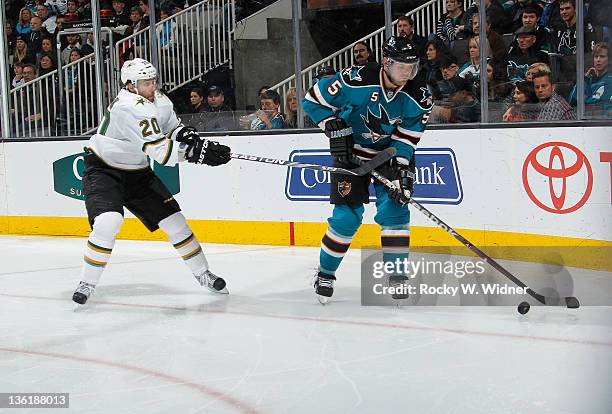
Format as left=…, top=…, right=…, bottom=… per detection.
left=0, top=125, right=610, bottom=269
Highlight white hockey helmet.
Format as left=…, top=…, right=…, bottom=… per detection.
left=120, top=58, right=157, bottom=85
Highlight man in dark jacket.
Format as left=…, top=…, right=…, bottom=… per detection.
left=202, top=86, right=236, bottom=132
left=505, top=26, right=550, bottom=81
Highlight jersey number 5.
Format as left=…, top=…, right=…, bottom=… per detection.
left=140, top=118, right=161, bottom=137
left=327, top=80, right=342, bottom=96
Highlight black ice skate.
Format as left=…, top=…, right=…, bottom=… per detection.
left=72, top=281, right=95, bottom=307
left=195, top=270, right=229, bottom=294
left=388, top=275, right=410, bottom=300
left=313, top=271, right=336, bottom=305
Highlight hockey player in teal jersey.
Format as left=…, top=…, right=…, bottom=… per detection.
left=303, top=36, right=433, bottom=303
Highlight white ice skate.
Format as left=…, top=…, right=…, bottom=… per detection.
left=195, top=270, right=229, bottom=294
left=312, top=270, right=335, bottom=305
left=72, top=281, right=95, bottom=309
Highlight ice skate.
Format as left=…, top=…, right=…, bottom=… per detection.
left=313, top=270, right=336, bottom=305
left=195, top=270, right=229, bottom=294
left=72, top=281, right=95, bottom=309
left=388, top=275, right=410, bottom=301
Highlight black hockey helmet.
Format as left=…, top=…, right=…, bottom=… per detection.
left=382, top=36, right=420, bottom=63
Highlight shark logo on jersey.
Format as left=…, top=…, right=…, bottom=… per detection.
left=343, top=66, right=364, bottom=82
left=592, top=85, right=605, bottom=100
left=420, top=87, right=433, bottom=107
left=506, top=60, right=530, bottom=81
left=360, top=104, right=401, bottom=143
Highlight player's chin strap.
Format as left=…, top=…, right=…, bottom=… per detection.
left=352, top=156, right=580, bottom=310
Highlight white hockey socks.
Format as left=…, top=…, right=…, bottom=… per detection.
left=158, top=212, right=209, bottom=275
left=80, top=211, right=124, bottom=285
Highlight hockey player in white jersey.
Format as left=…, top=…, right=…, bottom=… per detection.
left=72, top=58, right=231, bottom=306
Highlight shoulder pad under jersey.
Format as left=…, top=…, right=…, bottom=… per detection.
left=400, top=72, right=434, bottom=110
left=339, top=62, right=381, bottom=87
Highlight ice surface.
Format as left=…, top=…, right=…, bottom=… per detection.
left=0, top=236, right=610, bottom=414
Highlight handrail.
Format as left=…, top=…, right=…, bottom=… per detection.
left=270, top=0, right=444, bottom=101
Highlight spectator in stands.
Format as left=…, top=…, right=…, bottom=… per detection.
left=458, top=36, right=489, bottom=79
left=12, top=35, right=37, bottom=65
left=422, top=39, right=449, bottom=83
left=471, top=13, right=506, bottom=62
left=128, top=6, right=145, bottom=34
left=540, top=0, right=563, bottom=32
left=189, top=87, right=207, bottom=113
left=435, top=0, right=465, bottom=44
left=27, top=17, right=50, bottom=54
left=481, top=0, right=514, bottom=35
left=111, top=0, right=131, bottom=26
left=434, top=76, right=481, bottom=123
left=202, top=86, right=236, bottom=131
left=80, top=33, right=95, bottom=55
left=38, top=52, right=56, bottom=75
left=39, top=37, right=54, bottom=59
left=555, top=0, right=595, bottom=56
left=6, top=20, right=17, bottom=56
left=432, top=54, right=461, bottom=101
left=505, top=26, right=549, bottom=81
left=139, top=0, right=151, bottom=26
left=487, top=60, right=513, bottom=102
left=526, top=62, right=551, bottom=82
left=61, top=33, right=81, bottom=65
left=45, top=0, right=68, bottom=16
left=396, top=16, right=426, bottom=56
left=533, top=70, right=576, bottom=120
left=517, top=5, right=553, bottom=52
left=502, top=80, right=539, bottom=121
left=16, top=8, right=33, bottom=35
left=352, top=42, right=374, bottom=65
left=22, top=63, right=38, bottom=83
left=251, top=90, right=284, bottom=130
left=158, top=6, right=177, bottom=50
left=257, top=86, right=270, bottom=108
left=11, top=62, right=25, bottom=88
left=569, top=42, right=611, bottom=115
left=66, top=49, right=83, bottom=91
left=440, top=54, right=460, bottom=81
left=35, top=3, right=57, bottom=35
left=284, top=87, right=299, bottom=128
left=510, top=0, right=545, bottom=31
left=63, top=0, right=82, bottom=22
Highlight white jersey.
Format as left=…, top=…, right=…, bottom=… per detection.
left=88, top=89, right=184, bottom=170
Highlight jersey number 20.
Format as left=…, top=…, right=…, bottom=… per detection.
left=140, top=118, right=161, bottom=137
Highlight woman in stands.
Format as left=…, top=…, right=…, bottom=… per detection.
left=284, top=88, right=298, bottom=128
left=502, top=80, right=539, bottom=121
left=421, top=39, right=449, bottom=83
left=12, top=35, right=36, bottom=66
left=16, top=8, right=33, bottom=35
left=38, top=53, right=57, bottom=76
left=458, top=36, right=490, bottom=79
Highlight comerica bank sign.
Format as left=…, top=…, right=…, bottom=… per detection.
left=284, top=148, right=463, bottom=205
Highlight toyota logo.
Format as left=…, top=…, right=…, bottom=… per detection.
left=522, top=142, right=593, bottom=214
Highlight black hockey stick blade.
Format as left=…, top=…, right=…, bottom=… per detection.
left=231, top=147, right=396, bottom=176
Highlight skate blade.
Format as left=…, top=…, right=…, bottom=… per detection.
left=206, top=287, right=229, bottom=295
left=317, top=295, right=329, bottom=305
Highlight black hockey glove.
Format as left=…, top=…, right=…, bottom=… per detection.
left=383, top=156, right=415, bottom=205
left=175, top=126, right=231, bottom=166
left=324, top=118, right=354, bottom=164
left=175, top=126, right=200, bottom=143
left=187, top=139, right=231, bottom=166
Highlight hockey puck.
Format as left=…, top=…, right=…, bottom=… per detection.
left=517, top=301, right=530, bottom=315
left=565, top=296, right=580, bottom=309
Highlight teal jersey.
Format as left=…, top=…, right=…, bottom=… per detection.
left=303, top=62, right=433, bottom=161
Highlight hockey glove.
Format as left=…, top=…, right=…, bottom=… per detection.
left=385, top=156, right=416, bottom=205
left=175, top=126, right=200, bottom=143
left=175, top=126, right=231, bottom=166
left=324, top=118, right=354, bottom=164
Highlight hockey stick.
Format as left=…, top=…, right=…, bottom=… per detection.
left=230, top=147, right=396, bottom=176
left=357, top=158, right=580, bottom=309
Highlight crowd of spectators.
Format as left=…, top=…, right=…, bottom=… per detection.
left=3, top=0, right=610, bottom=135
